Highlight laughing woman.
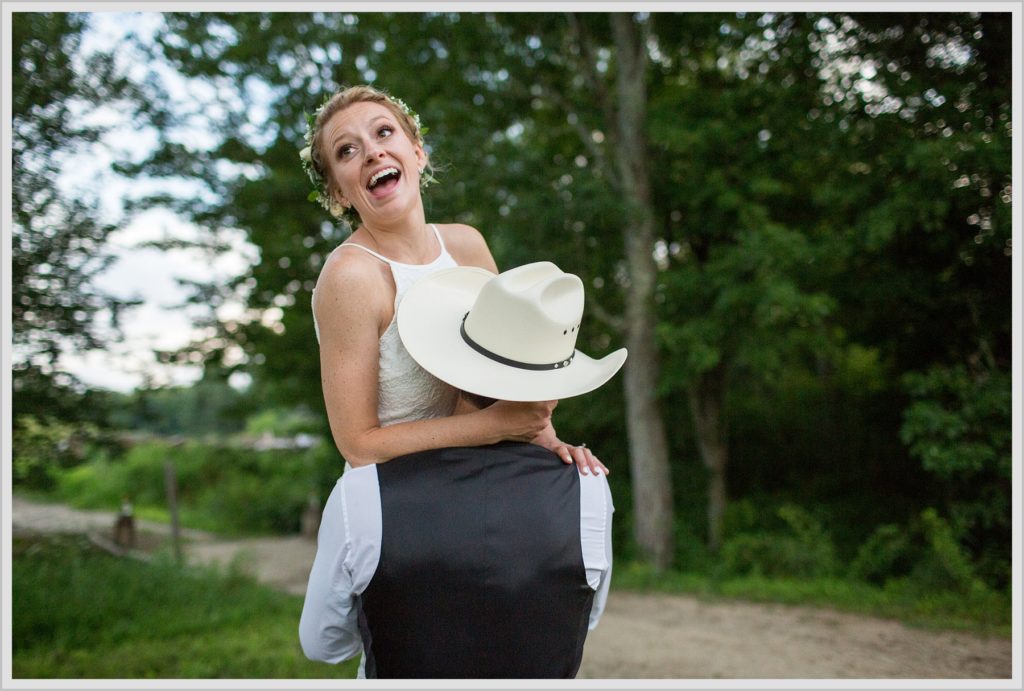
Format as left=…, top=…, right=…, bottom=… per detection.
left=303, top=85, right=606, bottom=475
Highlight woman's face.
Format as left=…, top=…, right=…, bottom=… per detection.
left=321, top=101, right=426, bottom=225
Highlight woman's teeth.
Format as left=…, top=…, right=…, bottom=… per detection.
left=369, top=167, right=400, bottom=189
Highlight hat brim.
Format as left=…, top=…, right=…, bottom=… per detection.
left=398, top=267, right=627, bottom=402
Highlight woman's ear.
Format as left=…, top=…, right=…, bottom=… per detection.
left=330, top=187, right=350, bottom=209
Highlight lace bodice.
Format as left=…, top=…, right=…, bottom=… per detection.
left=313, top=224, right=460, bottom=428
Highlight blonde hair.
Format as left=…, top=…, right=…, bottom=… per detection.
left=308, top=85, right=429, bottom=222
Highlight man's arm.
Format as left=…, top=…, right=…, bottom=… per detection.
left=589, top=476, right=614, bottom=630
left=579, top=470, right=614, bottom=630
left=298, top=475, right=364, bottom=663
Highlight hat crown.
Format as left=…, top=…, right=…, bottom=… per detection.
left=463, top=262, right=583, bottom=366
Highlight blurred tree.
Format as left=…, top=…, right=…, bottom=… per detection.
left=128, top=11, right=676, bottom=565
left=105, top=376, right=250, bottom=436
left=812, top=12, right=1013, bottom=587
left=116, top=11, right=1010, bottom=576
left=11, top=12, right=142, bottom=421
left=644, top=13, right=839, bottom=552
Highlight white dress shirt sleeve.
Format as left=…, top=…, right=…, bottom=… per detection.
left=298, top=466, right=382, bottom=664
left=578, top=469, right=614, bottom=630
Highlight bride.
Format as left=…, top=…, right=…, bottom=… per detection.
left=304, top=84, right=607, bottom=475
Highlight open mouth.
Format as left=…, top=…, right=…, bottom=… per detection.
left=368, top=167, right=401, bottom=195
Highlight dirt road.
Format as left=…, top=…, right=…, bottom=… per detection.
left=11, top=495, right=1012, bottom=679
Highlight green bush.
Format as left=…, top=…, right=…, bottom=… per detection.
left=672, top=522, right=713, bottom=573
left=848, top=523, right=913, bottom=585
left=51, top=438, right=343, bottom=537
left=58, top=458, right=124, bottom=508
left=848, top=508, right=990, bottom=595
left=243, top=406, right=321, bottom=437
left=912, top=508, right=984, bottom=594
left=719, top=504, right=838, bottom=579
left=13, top=416, right=95, bottom=491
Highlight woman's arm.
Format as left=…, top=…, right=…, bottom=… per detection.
left=315, top=250, right=554, bottom=467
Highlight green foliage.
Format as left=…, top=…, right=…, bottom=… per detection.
left=12, top=534, right=357, bottom=678
left=105, top=378, right=251, bottom=436
left=911, top=508, right=984, bottom=595
left=12, top=13, right=142, bottom=404
left=719, top=504, right=839, bottom=579
left=244, top=405, right=321, bottom=436
left=901, top=365, right=1011, bottom=480
left=849, top=508, right=989, bottom=594
left=12, top=416, right=105, bottom=491
left=53, top=439, right=341, bottom=535
left=900, top=364, right=1011, bottom=588
left=849, top=524, right=914, bottom=586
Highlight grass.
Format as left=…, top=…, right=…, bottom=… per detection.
left=612, top=561, right=1012, bottom=638
left=12, top=533, right=1010, bottom=680
left=12, top=534, right=359, bottom=679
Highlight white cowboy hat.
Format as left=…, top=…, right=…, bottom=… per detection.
left=397, top=261, right=627, bottom=401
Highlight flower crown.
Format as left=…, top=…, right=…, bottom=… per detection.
left=298, top=92, right=433, bottom=219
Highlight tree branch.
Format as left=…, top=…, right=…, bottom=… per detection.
left=534, top=82, right=620, bottom=190
left=567, top=13, right=621, bottom=166
left=587, top=294, right=626, bottom=333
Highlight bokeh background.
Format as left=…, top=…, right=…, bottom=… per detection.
left=8, top=9, right=1014, bottom=679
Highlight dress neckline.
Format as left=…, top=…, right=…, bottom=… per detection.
left=340, top=223, right=449, bottom=268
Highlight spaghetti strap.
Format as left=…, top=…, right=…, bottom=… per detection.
left=338, top=242, right=392, bottom=265
left=430, top=223, right=448, bottom=253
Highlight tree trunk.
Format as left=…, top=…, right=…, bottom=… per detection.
left=687, top=363, right=729, bottom=553
left=610, top=13, right=674, bottom=570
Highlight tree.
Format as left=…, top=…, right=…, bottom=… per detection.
left=11, top=12, right=142, bottom=418
left=114, top=11, right=1010, bottom=576
left=816, top=12, right=1013, bottom=587
left=113, top=11, right=670, bottom=567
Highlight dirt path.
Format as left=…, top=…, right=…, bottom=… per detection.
left=11, top=495, right=1012, bottom=679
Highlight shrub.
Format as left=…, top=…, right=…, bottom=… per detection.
left=719, top=504, right=837, bottom=579
left=848, top=508, right=990, bottom=595
left=13, top=416, right=94, bottom=491
left=912, top=508, right=984, bottom=594
left=50, top=437, right=342, bottom=537
left=849, top=523, right=913, bottom=585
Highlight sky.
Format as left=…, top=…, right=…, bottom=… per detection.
left=43, top=12, right=259, bottom=393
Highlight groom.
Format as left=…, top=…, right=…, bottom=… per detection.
left=299, top=439, right=613, bottom=678
left=299, top=262, right=624, bottom=678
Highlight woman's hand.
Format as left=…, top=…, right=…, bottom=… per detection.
left=532, top=423, right=609, bottom=476
left=484, top=399, right=558, bottom=443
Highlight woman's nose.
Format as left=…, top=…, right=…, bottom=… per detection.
left=365, top=145, right=385, bottom=163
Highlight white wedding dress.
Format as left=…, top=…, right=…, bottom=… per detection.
left=312, top=223, right=460, bottom=450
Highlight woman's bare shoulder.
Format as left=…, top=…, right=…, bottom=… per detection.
left=437, top=223, right=497, bottom=271
left=314, top=245, right=390, bottom=317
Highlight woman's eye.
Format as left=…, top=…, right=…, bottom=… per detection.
left=337, top=144, right=355, bottom=158
left=378, top=126, right=393, bottom=138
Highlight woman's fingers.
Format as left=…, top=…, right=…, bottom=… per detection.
left=568, top=444, right=608, bottom=475
left=585, top=447, right=610, bottom=475
left=553, top=442, right=608, bottom=476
